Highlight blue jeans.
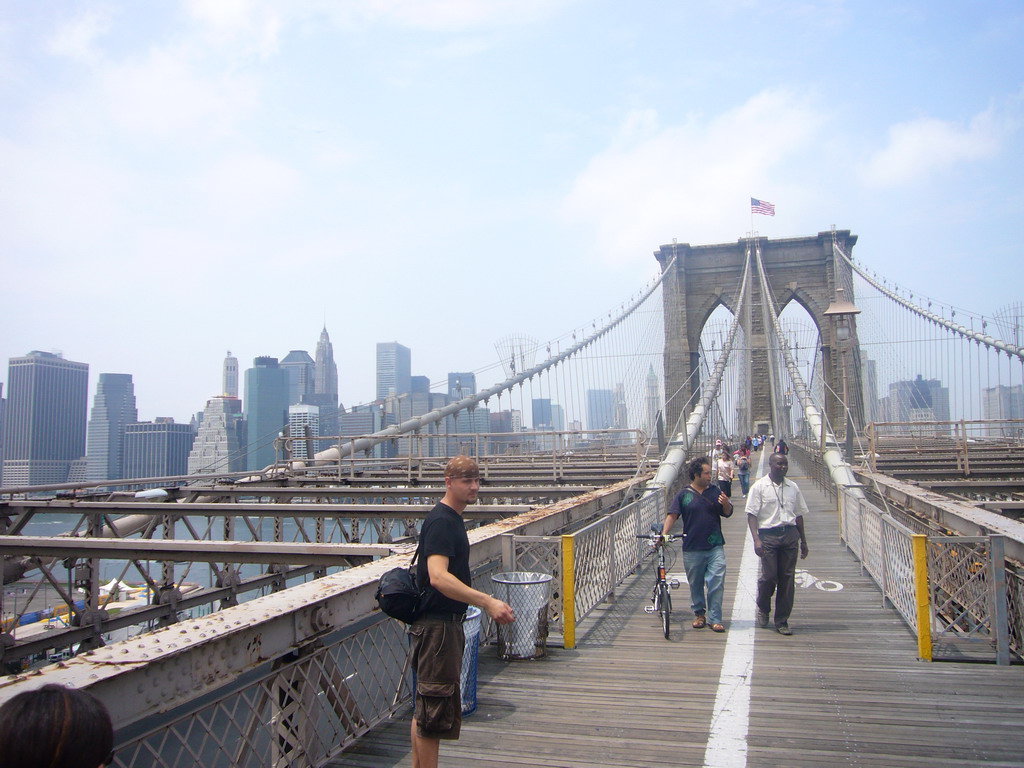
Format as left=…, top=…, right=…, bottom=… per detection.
left=683, top=545, right=727, bottom=624
left=738, top=472, right=750, bottom=495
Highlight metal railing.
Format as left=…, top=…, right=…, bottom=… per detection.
left=838, top=488, right=919, bottom=630
left=837, top=476, right=1016, bottom=664
left=0, top=477, right=643, bottom=767
left=115, top=615, right=409, bottom=767
left=487, top=490, right=665, bottom=650
left=562, top=492, right=664, bottom=648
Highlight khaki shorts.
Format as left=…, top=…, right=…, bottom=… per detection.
left=410, top=617, right=465, bottom=740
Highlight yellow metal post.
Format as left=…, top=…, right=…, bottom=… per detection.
left=561, top=535, right=576, bottom=649
left=912, top=534, right=932, bottom=661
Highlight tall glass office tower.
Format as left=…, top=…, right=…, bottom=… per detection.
left=244, top=357, right=290, bottom=470
left=2, top=351, right=89, bottom=487
left=86, top=373, right=138, bottom=482
left=281, top=350, right=315, bottom=406
left=123, top=419, right=194, bottom=478
left=376, top=342, right=411, bottom=401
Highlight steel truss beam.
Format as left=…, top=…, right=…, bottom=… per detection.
left=0, top=477, right=647, bottom=728
left=2, top=501, right=530, bottom=519
left=0, top=537, right=392, bottom=565
left=857, top=469, right=1024, bottom=563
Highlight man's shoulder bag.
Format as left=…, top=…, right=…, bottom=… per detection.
left=375, top=548, right=426, bottom=624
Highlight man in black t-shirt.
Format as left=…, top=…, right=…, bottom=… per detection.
left=410, top=456, right=515, bottom=768
left=662, top=456, right=733, bottom=632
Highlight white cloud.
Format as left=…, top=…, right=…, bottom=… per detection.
left=429, top=35, right=498, bottom=59
left=183, top=0, right=282, bottom=58
left=0, top=136, right=129, bottom=277
left=192, top=150, right=302, bottom=227
left=45, top=7, right=111, bottom=60
left=330, top=0, right=579, bottom=30
left=561, top=89, right=828, bottom=264
left=190, top=0, right=582, bottom=36
left=97, top=45, right=260, bottom=142
left=859, top=110, right=1007, bottom=187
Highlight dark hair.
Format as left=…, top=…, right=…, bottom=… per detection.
left=687, top=456, right=710, bottom=481
left=0, top=684, right=114, bottom=768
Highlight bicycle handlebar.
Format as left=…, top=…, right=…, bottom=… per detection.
left=635, top=533, right=684, bottom=542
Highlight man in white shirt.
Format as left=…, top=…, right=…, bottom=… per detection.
left=745, top=453, right=809, bottom=635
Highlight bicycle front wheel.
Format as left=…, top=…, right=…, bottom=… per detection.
left=658, top=582, right=672, bottom=639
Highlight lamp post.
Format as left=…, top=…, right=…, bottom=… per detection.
left=824, top=288, right=861, bottom=462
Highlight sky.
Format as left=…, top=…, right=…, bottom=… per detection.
left=2, top=0, right=1022, bottom=423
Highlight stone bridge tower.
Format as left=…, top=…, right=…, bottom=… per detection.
left=654, top=230, right=860, bottom=442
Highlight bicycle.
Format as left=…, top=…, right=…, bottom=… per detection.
left=636, top=527, right=684, bottom=639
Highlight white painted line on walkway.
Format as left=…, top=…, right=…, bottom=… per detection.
left=702, top=526, right=758, bottom=768
left=702, top=447, right=767, bottom=768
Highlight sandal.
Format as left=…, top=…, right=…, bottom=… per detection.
left=692, top=615, right=707, bottom=629
left=711, top=623, right=726, bottom=633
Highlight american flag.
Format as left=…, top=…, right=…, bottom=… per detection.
left=751, top=197, right=775, bottom=216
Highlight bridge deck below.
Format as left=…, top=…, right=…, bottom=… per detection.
left=330, top=459, right=1024, bottom=767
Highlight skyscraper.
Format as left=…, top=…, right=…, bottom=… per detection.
left=376, top=342, right=411, bottom=401
left=394, top=390, right=450, bottom=456
left=280, top=350, right=315, bottom=406
left=244, top=357, right=290, bottom=471
left=123, top=418, right=194, bottom=479
left=860, top=354, right=879, bottom=425
left=445, top=405, right=490, bottom=456
left=0, top=383, right=5, bottom=475
left=645, top=364, right=661, bottom=436
left=882, top=375, right=950, bottom=434
left=530, top=399, right=565, bottom=431
left=309, top=327, right=341, bottom=451
left=448, top=372, right=477, bottom=399
left=2, top=351, right=89, bottom=487
left=613, top=383, right=628, bottom=431
left=287, top=404, right=320, bottom=460
left=187, top=396, right=246, bottom=475
left=983, top=384, right=1023, bottom=436
left=489, top=409, right=523, bottom=454
left=314, top=327, right=339, bottom=406
left=586, top=389, right=616, bottom=431
left=86, top=373, right=138, bottom=482
left=340, top=405, right=396, bottom=458
left=532, top=398, right=552, bottom=429
left=223, top=351, right=239, bottom=398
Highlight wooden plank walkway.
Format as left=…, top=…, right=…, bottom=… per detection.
left=330, top=458, right=1024, bottom=767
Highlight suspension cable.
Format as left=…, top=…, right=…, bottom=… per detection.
left=300, top=256, right=677, bottom=468
left=833, top=237, right=1023, bottom=361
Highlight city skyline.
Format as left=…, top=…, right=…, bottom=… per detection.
left=1, top=331, right=1015, bottom=484
left=2, top=3, right=1021, bottom=426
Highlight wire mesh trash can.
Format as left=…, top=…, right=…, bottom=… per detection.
left=491, top=572, right=553, bottom=659
left=460, top=606, right=482, bottom=714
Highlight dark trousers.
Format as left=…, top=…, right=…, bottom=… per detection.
left=756, top=526, right=800, bottom=626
